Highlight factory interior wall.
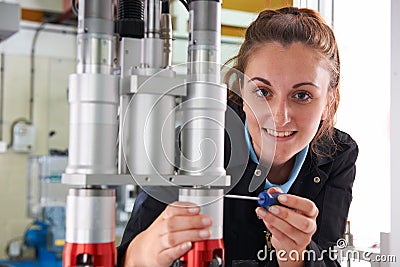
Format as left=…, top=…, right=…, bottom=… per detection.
left=0, top=55, right=74, bottom=258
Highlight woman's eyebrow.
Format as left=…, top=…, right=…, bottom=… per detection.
left=248, top=78, right=320, bottom=90
left=248, top=77, right=271, bottom=86
left=292, top=82, right=320, bottom=89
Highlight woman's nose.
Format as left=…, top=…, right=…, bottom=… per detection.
left=271, top=100, right=290, bottom=126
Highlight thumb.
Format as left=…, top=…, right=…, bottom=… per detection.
left=266, top=186, right=283, bottom=195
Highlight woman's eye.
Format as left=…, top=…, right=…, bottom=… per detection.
left=294, top=91, right=312, bottom=102
left=255, top=88, right=270, bottom=97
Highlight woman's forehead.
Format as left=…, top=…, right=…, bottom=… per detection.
left=243, top=42, right=330, bottom=85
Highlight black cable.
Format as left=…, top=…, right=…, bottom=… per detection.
left=71, top=0, right=79, bottom=17
left=11, top=18, right=60, bottom=149
left=4, top=13, right=73, bottom=150
left=162, top=0, right=170, bottom=14
left=29, top=22, right=46, bottom=124
left=179, top=0, right=189, bottom=11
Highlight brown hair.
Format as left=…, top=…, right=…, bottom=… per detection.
left=225, top=6, right=340, bottom=157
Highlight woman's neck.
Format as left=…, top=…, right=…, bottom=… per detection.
left=267, top=157, right=296, bottom=185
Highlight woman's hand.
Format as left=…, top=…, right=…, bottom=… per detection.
left=255, top=187, right=318, bottom=267
left=124, top=201, right=213, bottom=267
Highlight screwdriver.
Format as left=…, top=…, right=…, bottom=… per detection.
left=225, top=191, right=282, bottom=209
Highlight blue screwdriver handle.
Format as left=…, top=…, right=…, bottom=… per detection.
left=257, top=191, right=282, bottom=209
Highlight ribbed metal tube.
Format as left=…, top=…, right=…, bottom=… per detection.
left=116, top=0, right=144, bottom=38
left=117, top=0, right=144, bottom=20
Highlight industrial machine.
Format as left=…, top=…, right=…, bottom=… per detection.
left=61, top=0, right=232, bottom=266
left=61, top=0, right=279, bottom=265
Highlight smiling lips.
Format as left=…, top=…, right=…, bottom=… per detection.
left=264, top=128, right=296, bottom=137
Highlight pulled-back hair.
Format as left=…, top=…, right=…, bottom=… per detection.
left=226, top=7, right=340, bottom=157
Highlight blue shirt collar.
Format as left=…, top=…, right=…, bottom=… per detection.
left=244, top=120, right=309, bottom=193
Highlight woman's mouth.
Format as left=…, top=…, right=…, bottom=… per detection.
left=264, top=128, right=296, bottom=138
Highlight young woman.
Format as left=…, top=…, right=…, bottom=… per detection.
left=118, top=7, right=358, bottom=267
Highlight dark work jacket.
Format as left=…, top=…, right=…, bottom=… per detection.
left=117, top=102, right=359, bottom=267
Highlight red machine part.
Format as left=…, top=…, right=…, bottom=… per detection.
left=180, top=239, right=224, bottom=267
left=63, top=241, right=116, bottom=267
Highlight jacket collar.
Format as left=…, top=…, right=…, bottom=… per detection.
left=235, top=149, right=332, bottom=201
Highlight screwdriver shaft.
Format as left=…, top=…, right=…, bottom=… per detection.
left=225, top=194, right=260, bottom=201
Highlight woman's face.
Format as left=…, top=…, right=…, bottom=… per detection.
left=242, top=42, right=331, bottom=166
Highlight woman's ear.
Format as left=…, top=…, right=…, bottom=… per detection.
left=238, top=77, right=243, bottom=94
left=239, top=78, right=248, bottom=113
left=242, top=101, right=248, bottom=114
left=322, top=91, right=334, bottom=120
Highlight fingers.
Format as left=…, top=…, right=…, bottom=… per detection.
left=127, top=201, right=214, bottom=267
left=161, top=201, right=201, bottom=220
left=265, top=223, right=299, bottom=250
left=266, top=188, right=318, bottom=218
left=276, top=194, right=318, bottom=218
left=255, top=192, right=318, bottom=249
left=156, top=241, right=193, bottom=266
left=160, top=227, right=211, bottom=250
left=158, top=202, right=213, bottom=260
left=256, top=206, right=314, bottom=245
left=160, top=213, right=212, bottom=234
left=272, top=205, right=316, bottom=234
left=159, top=201, right=213, bottom=237
left=257, top=205, right=316, bottom=234
left=267, top=187, right=283, bottom=195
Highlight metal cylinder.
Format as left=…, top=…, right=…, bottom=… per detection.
left=160, top=13, right=172, bottom=68
left=188, top=0, right=221, bottom=67
left=137, top=0, right=163, bottom=69
left=66, top=73, right=119, bottom=175
left=77, top=34, right=115, bottom=74
left=77, top=0, right=115, bottom=75
left=67, top=0, right=119, bottom=176
left=145, top=0, right=161, bottom=38
left=66, top=188, right=115, bottom=243
left=124, top=93, right=176, bottom=175
left=78, top=0, right=114, bottom=35
left=187, top=0, right=221, bottom=83
left=179, top=188, right=224, bottom=239
left=180, top=0, right=225, bottom=177
left=179, top=82, right=227, bottom=176
left=141, top=37, right=164, bottom=69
